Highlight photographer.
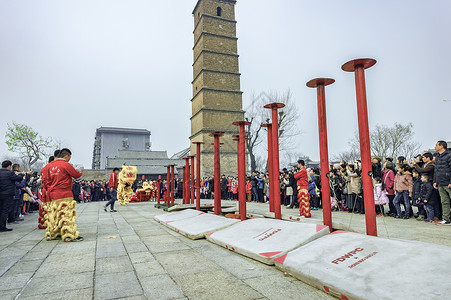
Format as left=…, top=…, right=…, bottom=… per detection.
left=0, top=161, right=27, bottom=232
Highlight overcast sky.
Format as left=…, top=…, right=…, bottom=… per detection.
left=0, top=0, right=450, bottom=168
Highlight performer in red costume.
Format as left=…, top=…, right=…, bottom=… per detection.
left=44, top=148, right=83, bottom=242
left=37, top=155, right=56, bottom=229
left=294, top=159, right=311, bottom=218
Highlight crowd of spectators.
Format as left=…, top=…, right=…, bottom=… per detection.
left=1, top=140, right=449, bottom=233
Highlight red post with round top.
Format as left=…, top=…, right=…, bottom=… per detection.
left=192, top=142, right=204, bottom=211
left=264, top=103, right=285, bottom=220
left=306, top=78, right=335, bottom=231
left=261, top=123, right=274, bottom=213
left=233, top=121, right=251, bottom=221
left=210, top=131, right=224, bottom=215
left=189, top=156, right=195, bottom=205
left=342, top=58, right=378, bottom=237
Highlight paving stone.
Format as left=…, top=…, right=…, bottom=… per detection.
left=34, top=253, right=95, bottom=277
left=0, top=288, right=20, bottom=300
left=154, top=250, right=222, bottom=276
left=20, top=272, right=94, bottom=296
left=94, top=271, right=142, bottom=300
left=19, top=287, right=93, bottom=300
left=124, top=241, right=149, bottom=253
left=96, top=241, right=127, bottom=258
left=134, top=261, right=167, bottom=278
left=96, top=255, right=133, bottom=275
left=0, top=272, right=34, bottom=291
left=140, top=274, right=185, bottom=299
left=3, top=259, right=44, bottom=276
left=173, top=270, right=263, bottom=300
left=0, top=256, right=22, bottom=277
left=244, top=274, right=332, bottom=300
left=128, top=252, right=155, bottom=264
left=115, top=295, right=147, bottom=300
left=51, top=240, right=96, bottom=254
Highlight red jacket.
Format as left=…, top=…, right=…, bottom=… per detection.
left=40, top=161, right=54, bottom=203
left=46, top=159, right=82, bottom=200
left=108, top=172, right=118, bottom=189
left=294, top=167, right=308, bottom=189
left=382, top=168, right=395, bottom=196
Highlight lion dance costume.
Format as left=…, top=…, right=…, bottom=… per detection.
left=294, top=166, right=311, bottom=218
left=117, top=166, right=137, bottom=206
left=41, top=159, right=82, bottom=241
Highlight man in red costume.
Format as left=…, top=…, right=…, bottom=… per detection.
left=104, top=168, right=119, bottom=212
left=44, top=148, right=83, bottom=242
left=294, top=159, right=311, bottom=218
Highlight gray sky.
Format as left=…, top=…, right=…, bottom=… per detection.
left=0, top=0, right=450, bottom=168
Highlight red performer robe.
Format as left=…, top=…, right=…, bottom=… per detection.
left=46, top=159, right=82, bottom=201
left=294, top=167, right=311, bottom=217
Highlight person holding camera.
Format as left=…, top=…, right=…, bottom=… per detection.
left=0, top=160, right=26, bottom=232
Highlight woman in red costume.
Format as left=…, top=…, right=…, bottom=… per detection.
left=294, top=159, right=311, bottom=218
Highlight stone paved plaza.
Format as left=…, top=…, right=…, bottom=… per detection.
left=1, top=200, right=449, bottom=300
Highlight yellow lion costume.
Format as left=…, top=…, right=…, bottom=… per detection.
left=117, top=166, right=137, bottom=205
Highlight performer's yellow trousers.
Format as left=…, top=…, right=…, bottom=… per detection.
left=44, top=197, right=79, bottom=241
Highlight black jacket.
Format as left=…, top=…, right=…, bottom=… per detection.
left=434, top=150, right=451, bottom=186
left=412, top=177, right=422, bottom=201
left=0, top=168, right=24, bottom=197
left=420, top=181, right=434, bottom=204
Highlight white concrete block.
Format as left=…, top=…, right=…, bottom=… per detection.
left=274, top=231, right=451, bottom=300
left=206, top=218, right=330, bottom=265
left=154, top=209, right=204, bottom=225
left=165, top=213, right=240, bottom=240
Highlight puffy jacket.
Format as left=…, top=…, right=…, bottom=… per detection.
left=382, top=169, right=395, bottom=196
left=434, top=150, right=451, bottom=186
left=0, top=168, right=24, bottom=196
left=14, top=175, right=26, bottom=200
left=347, top=169, right=362, bottom=194
left=394, top=171, right=413, bottom=195
left=412, top=177, right=422, bottom=201
left=420, top=181, right=434, bottom=204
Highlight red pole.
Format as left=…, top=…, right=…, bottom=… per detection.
left=261, top=123, right=274, bottom=213
left=170, top=165, right=175, bottom=207
left=190, top=156, right=195, bottom=205
left=307, top=78, right=335, bottom=231
left=193, top=142, right=204, bottom=211
left=210, top=131, right=224, bottom=215
left=166, top=166, right=170, bottom=206
left=264, top=103, right=285, bottom=220
left=342, top=58, right=377, bottom=237
left=184, top=158, right=191, bottom=205
left=157, top=175, right=161, bottom=204
left=182, top=166, right=186, bottom=204
left=233, top=121, right=251, bottom=221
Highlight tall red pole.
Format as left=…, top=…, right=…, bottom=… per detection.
left=170, top=165, right=175, bottom=207
left=166, top=166, right=170, bottom=206
left=342, top=58, right=377, bottom=237
left=233, top=121, right=251, bottom=221
left=264, top=103, right=285, bottom=220
left=193, top=142, right=204, bottom=211
left=307, top=78, right=335, bottom=231
left=189, top=156, right=195, bottom=204
left=182, top=166, right=186, bottom=204
left=184, top=158, right=191, bottom=205
left=210, top=131, right=224, bottom=215
left=261, top=123, right=274, bottom=213
left=157, top=175, right=161, bottom=204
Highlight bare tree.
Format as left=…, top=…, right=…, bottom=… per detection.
left=244, top=90, right=301, bottom=171
left=348, top=122, right=421, bottom=161
left=331, top=150, right=361, bottom=163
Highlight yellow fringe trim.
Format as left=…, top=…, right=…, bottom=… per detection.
left=44, top=197, right=79, bottom=241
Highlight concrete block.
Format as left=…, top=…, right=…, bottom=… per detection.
left=207, top=218, right=329, bottom=265
left=275, top=231, right=451, bottom=300
left=165, top=213, right=240, bottom=240
left=154, top=209, right=205, bottom=225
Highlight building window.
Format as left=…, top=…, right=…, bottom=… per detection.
left=217, top=7, right=222, bottom=16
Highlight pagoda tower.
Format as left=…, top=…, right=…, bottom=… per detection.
left=190, top=0, right=244, bottom=176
